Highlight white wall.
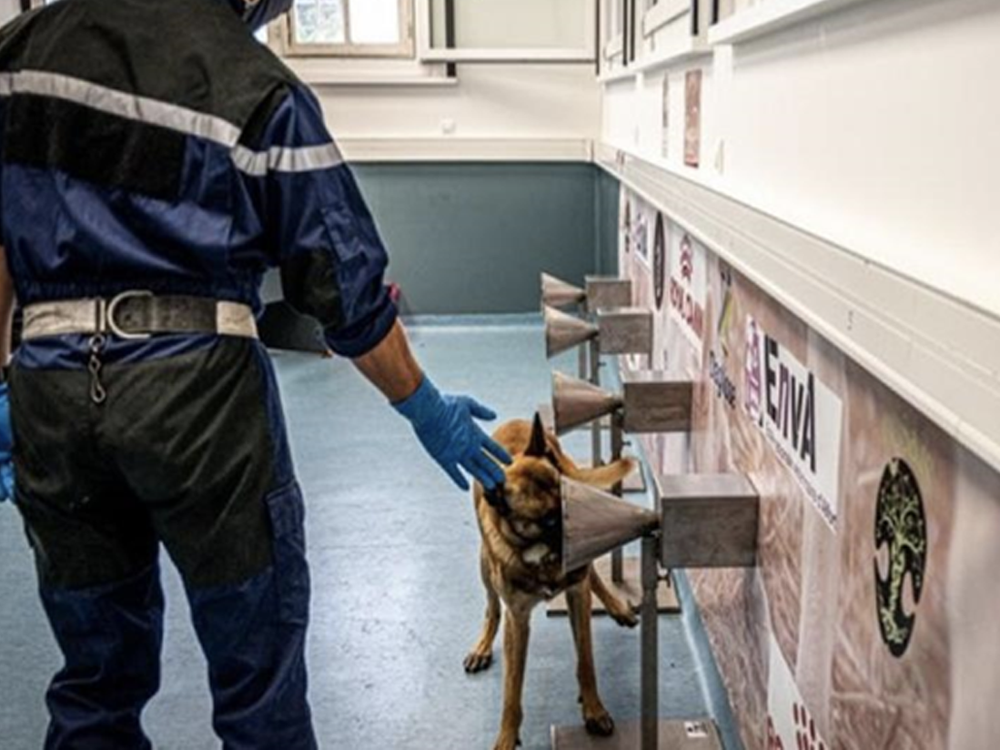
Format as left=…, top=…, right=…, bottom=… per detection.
left=314, top=65, right=600, bottom=144
left=602, top=0, right=1000, bottom=318
left=0, top=0, right=20, bottom=26
left=430, top=0, right=588, bottom=49
left=299, top=0, right=602, bottom=158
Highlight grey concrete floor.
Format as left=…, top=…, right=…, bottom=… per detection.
left=0, top=320, right=723, bottom=750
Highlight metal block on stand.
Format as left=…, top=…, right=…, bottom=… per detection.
left=656, top=473, right=760, bottom=569
left=585, top=276, right=633, bottom=313
left=596, top=308, right=653, bottom=357
left=621, top=371, right=694, bottom=434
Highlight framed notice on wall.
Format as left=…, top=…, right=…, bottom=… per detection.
left=684, top=68, right=702, bottom=168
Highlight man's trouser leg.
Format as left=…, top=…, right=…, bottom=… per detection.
left=11, top=339, right=317, bottom=750
left=10, top=361, right=164, bottom=749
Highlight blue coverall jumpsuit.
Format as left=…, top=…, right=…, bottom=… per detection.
left=0, top=0, right=398, bottom=746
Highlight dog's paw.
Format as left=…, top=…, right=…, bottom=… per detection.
left=463, top=648, right=493, bottom=674
left=610, top=606, right=639, bottom=629
left=491, top=734, right=521, bottom=750
left=584, top=708, right=615, bottom=737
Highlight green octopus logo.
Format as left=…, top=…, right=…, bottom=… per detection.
left=874, top=458, right=927, bottom=658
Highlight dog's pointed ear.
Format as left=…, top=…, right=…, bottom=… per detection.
left=525, top=412, right=548, bottom=458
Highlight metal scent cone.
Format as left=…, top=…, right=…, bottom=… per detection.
left=541, top=273, right=586, bottom=309
left=560, top=477, right=660, bottom=575
left=551, top=371, right=621, bottom=435
left=544, top=306, right=598, bottom=359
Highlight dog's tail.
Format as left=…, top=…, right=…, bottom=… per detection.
left=561, top=455, right=636, bottom=491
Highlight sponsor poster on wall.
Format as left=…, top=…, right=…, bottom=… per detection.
left=744, top=316, right=843, bottom=529
left=617, top=183, right=989, bottom=750
left=633, top=196, right=651, bottom=268
left=627, top=199, right=656, bottom=371
left=620, top=193, right=632, bottom=263
left=767, top=635, right=829, bottom=750
left=667, top=229, right=707, bottom=359
left=684, top=69, right=702, bottom=168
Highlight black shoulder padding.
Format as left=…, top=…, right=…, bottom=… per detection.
left=0, top=0, right=301, bottom=131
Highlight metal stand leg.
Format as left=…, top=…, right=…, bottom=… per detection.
left=551, top=533, right=721, bottom=749
left=549, top=345, right=674, bottom=617
left=610, top=413, right=626, bottom=584
left=589, top=338, right=602, bottom=466
left=641, top=534, right=659, bottom=750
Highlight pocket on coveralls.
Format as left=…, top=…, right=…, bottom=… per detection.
left=264, top=483, right=310, bottom=626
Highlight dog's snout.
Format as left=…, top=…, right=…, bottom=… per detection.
left=485, top=484, right=512, bottom=517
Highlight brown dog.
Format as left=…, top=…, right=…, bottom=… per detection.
left=466, top=414, right=638, bottom=750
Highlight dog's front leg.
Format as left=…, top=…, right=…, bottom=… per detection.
left=566, top=583, right=615, bottom=737
left=465, top=551, right=501, bottom=673
left=589, top=567, right=639, bottom=628
left=494, top=608, right=531, bottom=750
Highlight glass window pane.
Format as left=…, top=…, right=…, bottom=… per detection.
left=293, top=0, right=346, bottom=45
left=350, top=0, right=401, bottom=45
left=431, top=0, right=588, bottom=49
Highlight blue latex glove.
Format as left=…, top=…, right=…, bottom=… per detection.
left=394, top=377, right=512, bottom=491
left=0, top=383, right=14, bottom=503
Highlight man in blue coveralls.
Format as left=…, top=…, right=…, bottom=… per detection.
left=0, top=1, right=511, bottom=747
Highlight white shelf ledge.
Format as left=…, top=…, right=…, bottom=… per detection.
left=419, top=48, right=595, bottom=65
left=339, top=137, right=593, bottom=163
left=709, top=0, right=871, bottom=46
left=303, top=76, right=458, bottom=88
left=598, top=38, right=711, bottom=84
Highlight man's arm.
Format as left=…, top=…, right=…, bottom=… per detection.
left=0, top=247, right=14, bottom=364
left=240, top=85, right=509, bottom=490
left=352, top=319, right=510, bottom=491
left=0, top=246, right=16, bottom=503
left=352, top=319, right=422, bottom=403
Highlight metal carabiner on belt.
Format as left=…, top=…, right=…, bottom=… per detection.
left=88, top=333, right=107, bottom=405
left=87, top=298, right=109, bottom=405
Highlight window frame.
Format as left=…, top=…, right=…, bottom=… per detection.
left=602, top=0, right=625, bottom=62
left=276, top=0, right=416, bottom=59
left=416, top=0, right=597, bottom=65
left=642, top=0, right=691, bottom=38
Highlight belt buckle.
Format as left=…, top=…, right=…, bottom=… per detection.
left=107, top=290, right=154, bottom=340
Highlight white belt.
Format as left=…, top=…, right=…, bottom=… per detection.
left=21, top=291, right=259, bottom=341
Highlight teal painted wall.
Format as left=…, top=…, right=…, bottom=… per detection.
left=352, top=163, right=615, bottom=315
left=593, top=167, right=620, bottom=276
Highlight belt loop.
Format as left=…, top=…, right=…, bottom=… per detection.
left=95, top=298, right=108, bottom=335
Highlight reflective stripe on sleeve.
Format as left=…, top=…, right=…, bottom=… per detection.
left=231, top=142, right=344, bottom=177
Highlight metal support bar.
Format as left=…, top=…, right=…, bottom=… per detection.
left=588, top=338, right=602, bottom=467
left=610, top=410, right=626, bottom=584
left=641, top=534, right=659, bottom=750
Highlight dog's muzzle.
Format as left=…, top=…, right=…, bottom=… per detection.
left=484, top=485, right=512, bottom=517
left=538, top=511, right=563, bottom=554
